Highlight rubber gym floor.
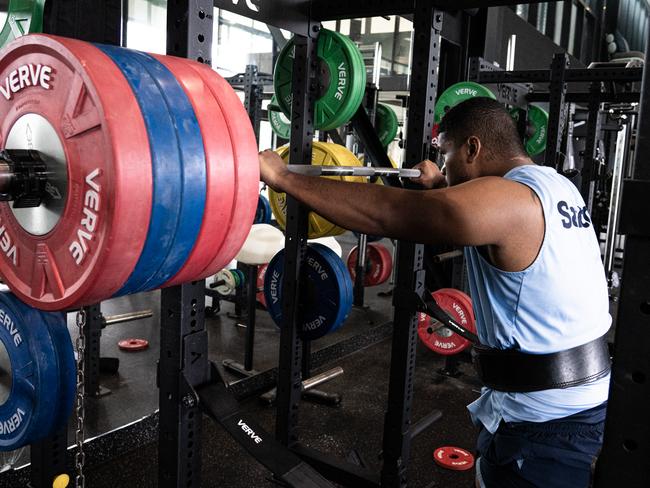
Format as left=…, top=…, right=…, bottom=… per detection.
left=0, top=234, right=481, bottom=488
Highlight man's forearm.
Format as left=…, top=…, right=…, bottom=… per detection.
left=276, top=173, right=454, bottom=243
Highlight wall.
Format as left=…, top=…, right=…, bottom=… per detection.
left=483, top=6, right=583, bottom=70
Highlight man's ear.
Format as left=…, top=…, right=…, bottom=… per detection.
left=467, top=136, right=481, bottom=161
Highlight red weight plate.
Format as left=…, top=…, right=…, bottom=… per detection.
left=0, top=35, right=152, bottom=310
left=373, top=243, right=393, bottom=285
left=118, top=338, right=149, bottom=351
left=417, top=288, right=476, bottom=355
left=433, top=446, right=475, bottom=471
left=346, top=244, right=385, bottom=287
left=432, top=123, right=440, bottom=142
left=257, top=263, right=268, bottom=307
left=446, top=288, right=476, bottom=325
left=153, top=55, right=236, bottom=286
left=184, top=61, right=260, bottom=277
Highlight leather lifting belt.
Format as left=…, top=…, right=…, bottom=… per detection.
left=471, top=334, right=611, bottom=393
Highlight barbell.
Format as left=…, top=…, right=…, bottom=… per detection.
left=286, top=165, right=420, bottom=178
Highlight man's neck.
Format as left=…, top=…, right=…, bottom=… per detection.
left=483, top=154, right=534, bottom=178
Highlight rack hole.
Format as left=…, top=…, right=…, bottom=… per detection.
left=640, top=302, right=650, bottom=315
left=623, top=439, right=638, bottom=452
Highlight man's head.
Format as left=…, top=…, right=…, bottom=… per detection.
left=437, top=97, right=528, bottom=186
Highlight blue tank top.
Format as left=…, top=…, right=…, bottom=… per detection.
left=465, top=165, right=611, bottom=434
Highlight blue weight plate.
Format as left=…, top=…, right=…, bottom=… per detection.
left=98, top=45, right=206, bottom=295
left=234, top=269, right=246, bottom=289
left=0, top=292, right=59, bottom=451
left=264, top=244, right=351, bottom=341
left=40, top=310, right=75, bottom=435
left=255, top=196, right=267, bottom=224
left=261, top=195, right=272, bottom=224
left=311, top=243, right=352, bottom=334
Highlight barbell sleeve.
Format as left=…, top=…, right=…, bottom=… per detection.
left=286, top=165, right=421, bottom=179
left=103, top=310, right=154, bottom=326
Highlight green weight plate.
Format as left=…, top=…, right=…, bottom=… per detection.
left=274, top=29, right=366, bottom=131
left=269, top=95, right=291, bottom=139
left=434, top=82, right=496, bottom=124
left=375, top=103, right=398, bottom=147
left=340, top=32, right=367, bottom=120
left=524, top=105, right=548, bottom=156
left=0, top=0, right=45, bottom=49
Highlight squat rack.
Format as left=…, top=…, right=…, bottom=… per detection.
left=20, top=1, right=650, bottom=487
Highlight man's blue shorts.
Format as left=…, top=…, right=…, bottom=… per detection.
left=476, top=402, right=607, bottom=488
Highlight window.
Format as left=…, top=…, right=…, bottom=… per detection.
left=127, top=0, right=166, bottom=53
left=568, top=3, right=578, bottom=54
left=537, top=3, right=549, bottom=35
left=516, top=4, right=530, bottom=21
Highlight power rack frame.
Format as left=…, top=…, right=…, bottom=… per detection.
left=15, top=1, right=650, bottom=487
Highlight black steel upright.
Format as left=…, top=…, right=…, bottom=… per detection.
left=594, top=26, right=650, bottom=488
left=544, top=52, right=569, bottom=169
left=158, top=1, right=213, bottom=486
left=381, top=5, right=442, bottom=487
left=275, top=24, right=318, bottom=446
left=158, top=282, right=210, bottom=488
left=30, top=427, right=68, bottom=488
left=82, top=304, right=103, bottom=397
left=580, top=82, right=603, bottom=208
left=244, top=64, right=264, bottom=140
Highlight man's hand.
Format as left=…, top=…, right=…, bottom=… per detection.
left=411, top=160, right=447, bottom=189
left=259, top=149, right=290, bottom=191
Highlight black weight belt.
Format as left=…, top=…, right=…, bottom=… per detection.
left=471, top=334, right=611, bottom=393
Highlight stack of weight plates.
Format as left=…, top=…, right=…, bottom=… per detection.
left=0, top=34, right=259, bottom=310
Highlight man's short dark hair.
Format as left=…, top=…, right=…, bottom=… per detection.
left=438, top=97, right=527, bottom=157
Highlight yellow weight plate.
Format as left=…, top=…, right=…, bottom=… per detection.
left=269, top=142, right=365, bottom=238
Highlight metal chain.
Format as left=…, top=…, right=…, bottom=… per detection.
left=74, top=309, right=87, bottom=488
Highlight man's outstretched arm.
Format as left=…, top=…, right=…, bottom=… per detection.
left=259, top=150, right=539, bottom=249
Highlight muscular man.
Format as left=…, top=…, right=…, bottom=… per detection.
left=259, top=97, right=610, bottom=488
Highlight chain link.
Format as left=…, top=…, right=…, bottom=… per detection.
left=74, top=309, right=87, bottom=488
